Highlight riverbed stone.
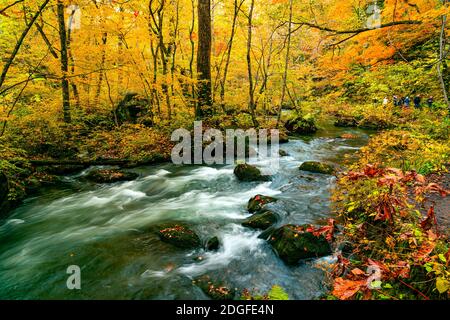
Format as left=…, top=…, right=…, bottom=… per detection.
left=279, top=149, right=288, bottom=157
left=234, top=164, right=269, bottom=182
left=242, top=210, right=279, bottom=230
left=206, top=236, right=220, bottom=251
left=158, top=224, right=201, bottom=249
left=85, top=169, right=139, bottom=183
left=268, top=224, right=332, bottom=265
left=334, top=115, right=358, bottom=128
left=248, top=194, right=278, bottom=213
left=284, top=115, right=318, bottom=135
left=299, top=161, right=335, bottom=175
left=193, top=275, right=235, bottom=300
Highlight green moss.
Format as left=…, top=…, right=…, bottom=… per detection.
left=299, top=161, right=335, bottom=175
left=269, top=225, right=332, bottom=265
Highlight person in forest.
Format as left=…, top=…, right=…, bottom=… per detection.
left=427, top=96, right=434, bottom=108
left=404, top=96, right=411, bottom=108
left=414, top=95, right=422, bottom=109
left=383, top=96, right=389, bottom=107
left=393, top=95, right=399, bottom=107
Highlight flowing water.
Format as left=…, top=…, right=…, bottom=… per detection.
left=0, top=125, right=371, bottom=300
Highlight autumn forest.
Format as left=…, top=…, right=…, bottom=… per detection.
left=0, top=0, right=449, bottom=301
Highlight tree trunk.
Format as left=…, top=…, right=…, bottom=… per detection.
left=246, top=0, right=258, bottom=127
left=438, top=0, right=449, bottom=111
left=276, top=0, right=293, bottom=127
left=197, top=0, right=212, bottom=117
left=57, top=0, right=71, bottom=123
left=67, top=7, right=80, bottom=109
left=189, top=0, right=197, bottom=111
left=220, top=0, right=243, bottom=104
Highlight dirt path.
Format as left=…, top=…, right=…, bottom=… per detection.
left=421, top=169, right=450, bottom=238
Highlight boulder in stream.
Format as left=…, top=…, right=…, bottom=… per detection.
left=158, top=224, right=201, bottom=249
left=205, top=236, right=220, bottom=251
left=234, top=164, right=269, bottom=182
left=242, top=210, right=279, bottom=230
left=248, top=194, right=278, bottom=213
left=85, top=169, right=139, bottom=183
left=268, top=224, right=332, bottom=265
left=284, top=114, right=318, bottom=135
left=299, top=161, right=335, bottom=175
left=193, top=275, right=235, bottom=300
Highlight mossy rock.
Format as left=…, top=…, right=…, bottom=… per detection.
left=334, top=115, right=358, bottom=128
left=279, top=149, right=288, bottom=157
left=268, top=225, right=332, bottom=265
left=284, top=115, right=318, bottom=135
left=157, top=224, right=201, bottom=249
left=193, top=275, right=235, bottom=300
left=299, top=161, right=335, bottom=175
left=247, top=195, right=278, bottom=213
left=206, top=236, right=220, bottom=251
left=279, top=131, right=290, bottom=144
left=234, top=164, right=269, bottom=182
left=85, top=169, right=139, bottom=183
left=0, top=172, right=8, bottom=205
left=242, top=210, right=279, bottom=230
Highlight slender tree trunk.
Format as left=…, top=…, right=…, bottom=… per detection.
left=197, top=0, right=212, bottom=117
left=157, top=2, right=172, bottom=120
left=170, top=0, right=180, bottom=115
left=57, top=0, right=71, bottom=123
left=67, top=7, right=80, bottom=109
left=220, top=0, right=243, bottom=104
left=438, top=0, right=449, bottom=111
left=189, top=0, right=197, bottom=111
left=246, top=0, right=258, bottom=127
left=0, top=0, right=50, bottom=90
left=94, top=32, right=108, bottom=107
left=277, top=0, right=293, bottom=127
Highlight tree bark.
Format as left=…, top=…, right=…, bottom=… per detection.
left=57, top=0, right=71, bottom=123
left=277, top=0, right=293, bottom=127
left=220, top=0, right=244, bottom=104
left=438, top=0, right=449, bottom=111
left=246, top=0, right=258, bottom=127
left=197, top=0, right=212, bottom=117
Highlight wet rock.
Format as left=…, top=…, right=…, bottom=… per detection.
left=279, top=131, right=290, bottom=144
left=206, top=236, right=220, bottom=251
left=115, top=92, right=153, bottom=126
left=234, top=164, right=269, bottom=182
left=0, top=173, right=9, bottom=215
left=157, top=224, right=201, bottom=249
left=242, top=210, right=279, bottom=230
left=193, top=275, right=235, bottom=300
left=85, top=169, right=139, bottom=183
left=44, top=165, right=86, bottom=175
left=279, top=149, right=288, bottom=157
left=268, top=225, right=332, bottom=265
left=299, top=161, right=335, bottom=175
left=0, top=173, right=8, bottom=205
left=334, top=115, right=358, bottom=128
left=284, top=115, right=318, bottom=135
left=248, top=194, right=278, bottom=213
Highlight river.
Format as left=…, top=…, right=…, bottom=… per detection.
left=0, top=124, right=370, bottom=300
